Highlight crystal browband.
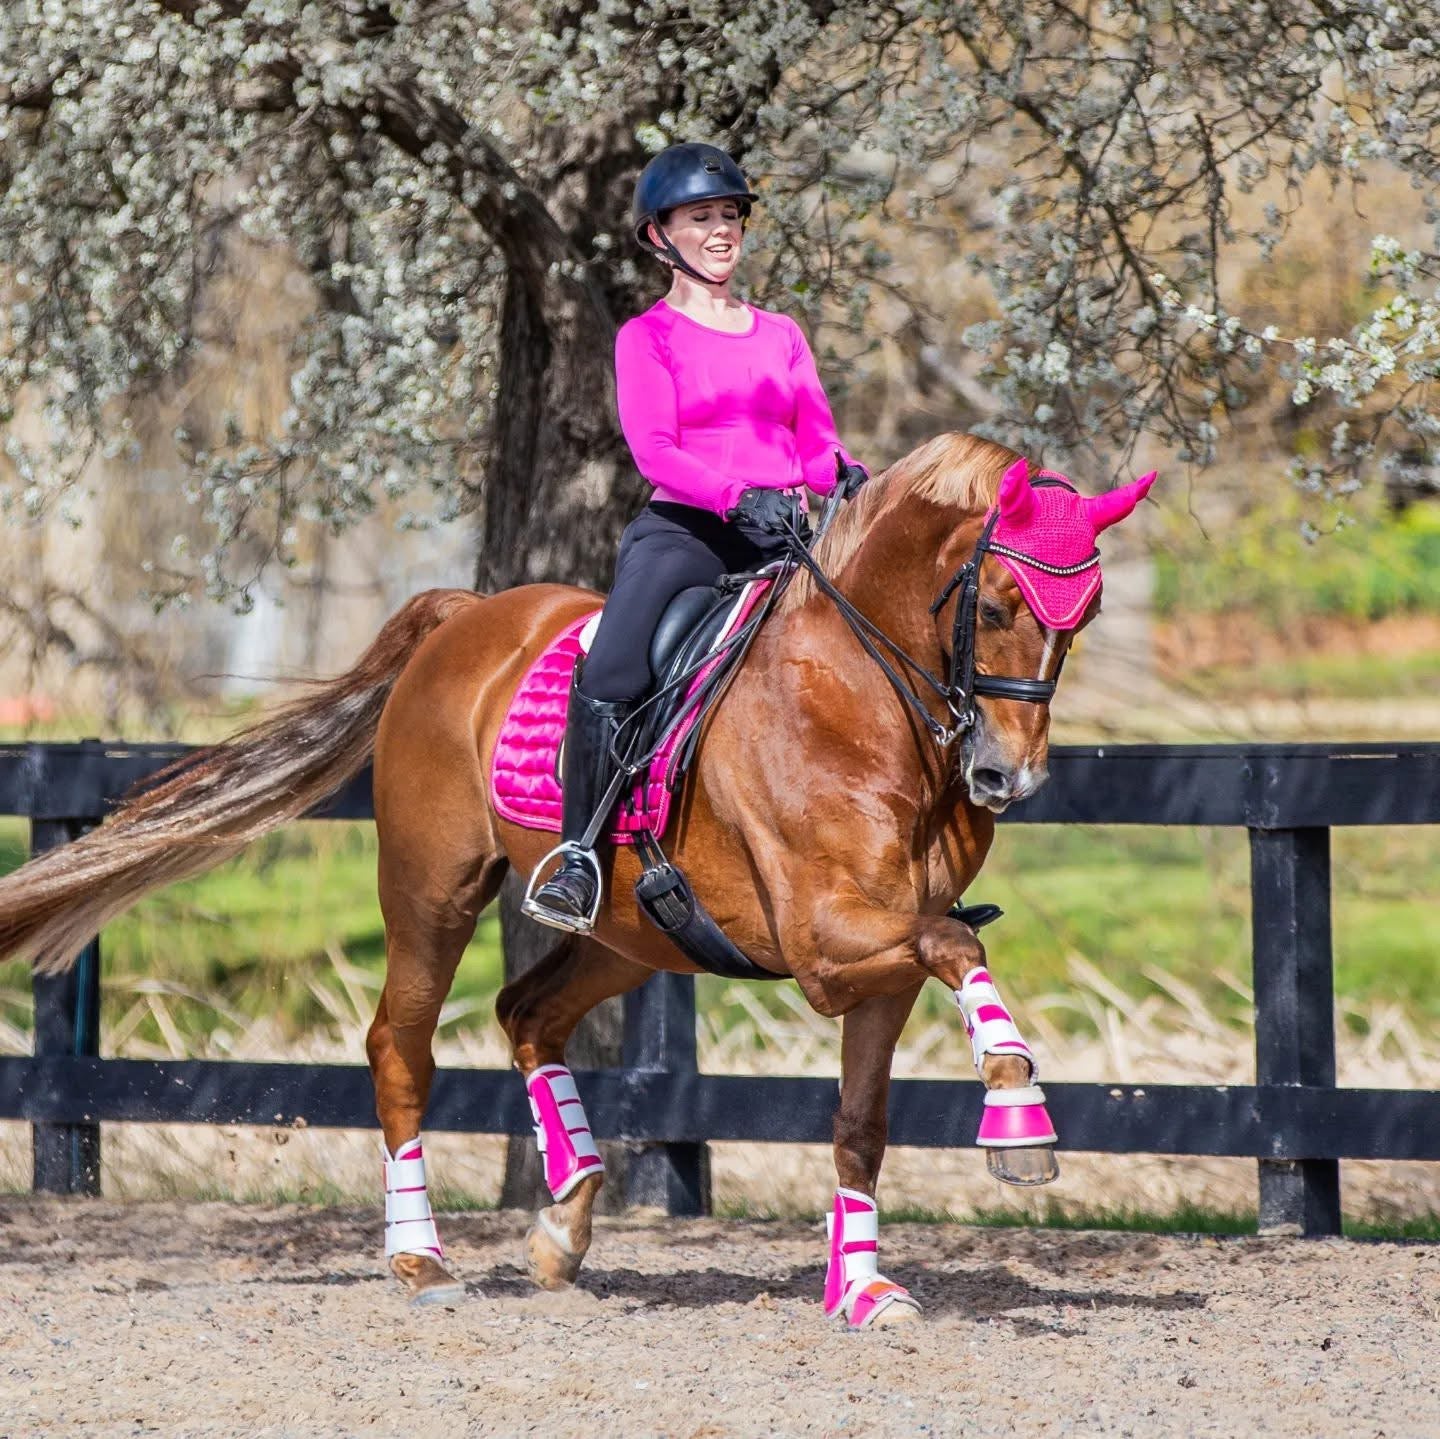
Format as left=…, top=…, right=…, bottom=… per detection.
left=986, top=542, right=1101, bottom=578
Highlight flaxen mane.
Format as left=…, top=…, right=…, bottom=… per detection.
left=781, top=431, right=1017, bottom=611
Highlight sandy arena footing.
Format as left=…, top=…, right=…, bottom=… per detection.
left=1, top=1198, right=1437, bottom=1437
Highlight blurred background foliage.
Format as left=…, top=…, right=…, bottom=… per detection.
left=1154, top=498, right=1440, bottom=624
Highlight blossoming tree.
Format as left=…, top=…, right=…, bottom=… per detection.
left=6, top=1, right=1440, bottom=606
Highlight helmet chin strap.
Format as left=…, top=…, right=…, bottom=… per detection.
left=660, top=235, right=722, bottom=286
left=652, top=224, right=735, bottom=287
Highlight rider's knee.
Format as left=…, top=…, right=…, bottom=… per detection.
left=574, top=655, right=647, bottom=705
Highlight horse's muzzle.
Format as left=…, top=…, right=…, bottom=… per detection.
left=964, top=758, right=1048, bottom=813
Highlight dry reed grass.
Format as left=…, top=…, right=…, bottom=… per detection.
left=3, top=953, right=1436, bottom=1226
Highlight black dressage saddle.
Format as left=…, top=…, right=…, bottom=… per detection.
left=627, top=581, right=748, bottom=757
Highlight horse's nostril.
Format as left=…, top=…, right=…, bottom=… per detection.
left=971, top=767, right=1009, bottom=795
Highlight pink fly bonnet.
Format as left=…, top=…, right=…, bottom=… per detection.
left=987, top=459, right=1155, bottom=629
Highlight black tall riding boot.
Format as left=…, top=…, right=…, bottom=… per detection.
left=522, top=677, right=630, bottom=933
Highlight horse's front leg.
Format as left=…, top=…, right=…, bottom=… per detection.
left=826, top=989, right=926, bottom=1328
left=914, top=914, right=1059, bottom=1184
left=807, top=900, right=1059, bottom=1186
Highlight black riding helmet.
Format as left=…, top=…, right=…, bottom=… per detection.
left=632, top=143, right=758, bottom=285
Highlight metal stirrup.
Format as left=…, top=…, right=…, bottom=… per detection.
left=521, top=843, right=605, bottom=933
left=520, top=752, right=637, bottom=932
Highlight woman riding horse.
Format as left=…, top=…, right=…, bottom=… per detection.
left=524, top=142, right=868, bottom=932
left=0, top=148, right=1155, bottom=1328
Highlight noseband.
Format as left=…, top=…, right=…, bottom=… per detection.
left=786, top=480, right=1095, bottom=748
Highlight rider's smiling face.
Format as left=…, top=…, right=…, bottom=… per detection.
left=652, top=198, right=745, bottom=283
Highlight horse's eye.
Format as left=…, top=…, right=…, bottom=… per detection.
left=979, top=597, right=1010, bottom=628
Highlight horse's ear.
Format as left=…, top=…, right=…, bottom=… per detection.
left=1085, top=471, right=1156, bottom=533
left=997, top=457, right=1034, bottom=523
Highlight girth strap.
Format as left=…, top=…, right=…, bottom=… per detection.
left=632, top=830, right=788, bottom=982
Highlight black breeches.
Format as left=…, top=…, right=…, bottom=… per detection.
left=579, top=501, right=787, bottom=703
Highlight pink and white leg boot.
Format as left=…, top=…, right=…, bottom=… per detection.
left=824, top=1188, right=921, bottom=1328
left=382, top=1137, right=445, bottom=1261
left=526, top=1064, right=604, bottom=1201
left=955, top=966, right=1059, bottom=1186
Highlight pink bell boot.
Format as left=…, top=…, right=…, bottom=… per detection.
left=955, top=966, right=1059, bottom=1183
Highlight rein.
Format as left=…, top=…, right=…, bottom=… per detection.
left=782, top=482, right=1089, bottom=748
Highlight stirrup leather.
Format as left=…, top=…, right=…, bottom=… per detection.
left=522, top=842, right=605, bottom=934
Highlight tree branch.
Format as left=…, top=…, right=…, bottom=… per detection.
left=154, top=0, right=613, bottom=329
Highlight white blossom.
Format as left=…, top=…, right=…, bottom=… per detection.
left=7, top=0, right=1440, bottom=597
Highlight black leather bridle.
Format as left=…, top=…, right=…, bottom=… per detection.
left=784, top=480, right=1097, bottom=749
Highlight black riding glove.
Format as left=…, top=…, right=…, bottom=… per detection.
left=728, top=486, right=803, bottom=537
left=834, top=452, right=870, bottom=500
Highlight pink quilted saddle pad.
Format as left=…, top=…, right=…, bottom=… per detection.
left=490, top=579, right=771, bottom=844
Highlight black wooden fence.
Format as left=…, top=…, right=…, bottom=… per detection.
left=2, top=739, right=1437, bottom=1236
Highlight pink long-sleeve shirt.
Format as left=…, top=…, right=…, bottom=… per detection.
left=614, top=299, right=858, bottom=518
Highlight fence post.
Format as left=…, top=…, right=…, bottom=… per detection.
left=1249, top=826, right=1341, bottom=1236
left=622, top=972, right=709, bottom=1216
left=30, top=818, right=103, bottom=1196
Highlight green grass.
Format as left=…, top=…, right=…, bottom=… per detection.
left=1196, top=649, right=1440, bottom=701
left=1342, top=1213, right=1440, bottom=1241
left=903, top=823, right=1440, bottom=1031
left=5, top=818, right=1439, bottom=1048
left=1154, top=495, right=1440, bottom=624
left=0, top=698, right=269, bottom=748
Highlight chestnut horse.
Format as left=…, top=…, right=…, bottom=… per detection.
left=0, top=432, right=1152, bottom=1328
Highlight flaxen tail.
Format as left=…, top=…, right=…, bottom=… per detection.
left=0, top=588, right=481, bottom=974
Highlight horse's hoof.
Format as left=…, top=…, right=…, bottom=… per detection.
left=525, top=1213, right=583, bottom=1291
left=390, top=1251, right=465, bottom=1306
left=844, top=1280, right=922, bottom=1329
left=864, top=1296, right=922, bottom=1327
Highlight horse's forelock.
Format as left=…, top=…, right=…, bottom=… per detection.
left=781, top=432, right=1017, bottom=612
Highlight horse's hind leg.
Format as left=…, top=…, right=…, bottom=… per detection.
left=368, top=835, right=507, bottom=1304
left=495, top=939, right=652, bottom=1290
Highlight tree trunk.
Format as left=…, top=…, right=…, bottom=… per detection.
left=475, top=267, right=644, bottom=594
left=482, top=246, right=652, bottom=1210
